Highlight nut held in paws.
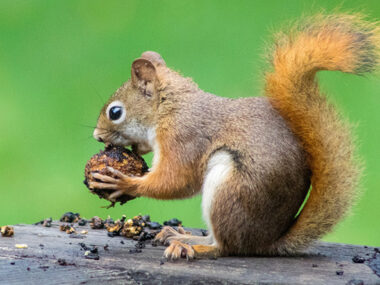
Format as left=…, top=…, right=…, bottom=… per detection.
left=84, top=146, right=149, bottom=206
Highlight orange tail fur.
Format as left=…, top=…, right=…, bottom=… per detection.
left=265, top=14, right=379, bottom=254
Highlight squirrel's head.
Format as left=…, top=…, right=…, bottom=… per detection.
left=93, top=51, right=166, bottom=155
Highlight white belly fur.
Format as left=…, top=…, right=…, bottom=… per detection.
left=201, top=151, right=234, bottom=245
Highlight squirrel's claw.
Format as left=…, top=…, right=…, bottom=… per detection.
left=88, top=181, right=119, bottom=190
left=89, top=168, right=138, bottom=198
left=106, top=166, right=132, bottom=179
left=155, top=226, right=180, bottom=245
left=109, top=190, right=125, bottom=201
left=91, top=172, right=119, bottom=184
left=164, top=240, right=194, bottom=260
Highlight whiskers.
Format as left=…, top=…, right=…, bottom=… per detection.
left=78, top=123, right=126, bottom=147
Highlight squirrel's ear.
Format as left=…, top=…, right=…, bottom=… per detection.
left=131, top=58, right=157, bottom=97
left=140, top=51, right=166, bottom=66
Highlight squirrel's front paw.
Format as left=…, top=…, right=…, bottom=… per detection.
left=89, top=167, right=138, bottom=201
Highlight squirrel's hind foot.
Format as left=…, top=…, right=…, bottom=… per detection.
left=164, top=240, right=221, bottom=260
left=155, top=226, right=213, bottom=246
left=164, top=240, right=195, bottom=260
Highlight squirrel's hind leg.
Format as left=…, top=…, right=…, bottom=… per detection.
left=159, top=150, right=235, bottom=260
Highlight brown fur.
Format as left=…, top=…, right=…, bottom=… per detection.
left=265, top=13, right=379, bottom=255
left=92, top=13, right=379, bottom=257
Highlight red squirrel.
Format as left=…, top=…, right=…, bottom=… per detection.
left=89, top=14, right=378, bottom=259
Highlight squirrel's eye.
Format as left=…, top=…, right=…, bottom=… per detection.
left=109, top=106, right=122, bottom=121
left=106, top=100, right=126, bottom=124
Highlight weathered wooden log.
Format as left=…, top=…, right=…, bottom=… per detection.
left=0, top=221, right=379, bottom=284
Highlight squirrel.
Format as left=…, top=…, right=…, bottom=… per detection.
left=89, top=13, right=379, bottom=259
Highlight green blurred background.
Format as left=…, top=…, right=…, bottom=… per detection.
left=0, top=0, right=379, bottom=246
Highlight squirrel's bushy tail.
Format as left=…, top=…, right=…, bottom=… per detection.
left=265, top=13, right=379, bottom=255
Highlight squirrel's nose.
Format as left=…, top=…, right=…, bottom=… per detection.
left=93, top=128, right=104, bottom=142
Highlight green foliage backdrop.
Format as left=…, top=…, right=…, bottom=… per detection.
left=0, top=0, right=379, bottom=246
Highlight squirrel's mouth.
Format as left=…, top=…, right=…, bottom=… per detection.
left=132, top=143, right=151, bottom=155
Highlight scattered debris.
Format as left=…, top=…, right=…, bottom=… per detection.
left=142, top=215, right=150, bottom=222
left=163, top=218, right=182, bottom=227
left=104, top=215, right=160, bottom=243
left=39, top=265, right=49, bottom=271
left=90, top=216, right=104, bottom=229
left=312, top=264, right=318, bottom=268
left=42, top=218, right=52, bottom=227
left=79, top=243, right=100, bottom=260
left=135, top=241, right=145, bottom=249
left=336, top=270, right=344, bottom=276
left=15, top=244, right=28, bottom=249
left=1, top=226, right=14, bottom=237
left=57, top=259, right=66, bottom=265
left=57, top=258, right=75, bottom=266
left=60, top=224, right=76, bottom=234
left=78, top=219, right=87, bottom=226
left=10, top=262, right=15, bottom=265
left=67, top=226, right=76, bottom=234
left=84, top=250, right=99, bottom=260
left=80, top=230, right=88, bottom=235
left=60, top=212, right=80, bottom=223
left=147, top=222, right=162, bottom=230
left=352, top=255, right=365, bottom=264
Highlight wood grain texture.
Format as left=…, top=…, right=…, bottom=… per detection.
left=0, top=222, right=379, bottom=285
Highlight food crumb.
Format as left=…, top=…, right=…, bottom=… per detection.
left=352, top=255, right=365, bottom=263
left=163, top=218, right=182, bottom=227
left=15, top=244, right=28, bottom=249
left=90, top=216, right=104, bottom=229
left=39, top=265, right=49, bottom=271
left=42, top=218, right=52, bottom=227
left=60, top=224, right=70, bottom=232
left=336, top=270, right=344, bottom=276
left=80, top=242, right=100, bottom=260
left=60, top=212, right=80, bottom=223
left=1, top=226, right=14, bottom=237
left=78, top=219, right=87, bottom=226
left=57, top=258, right=67, bottom=266
left=57, top=258, right=75, bottom=266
